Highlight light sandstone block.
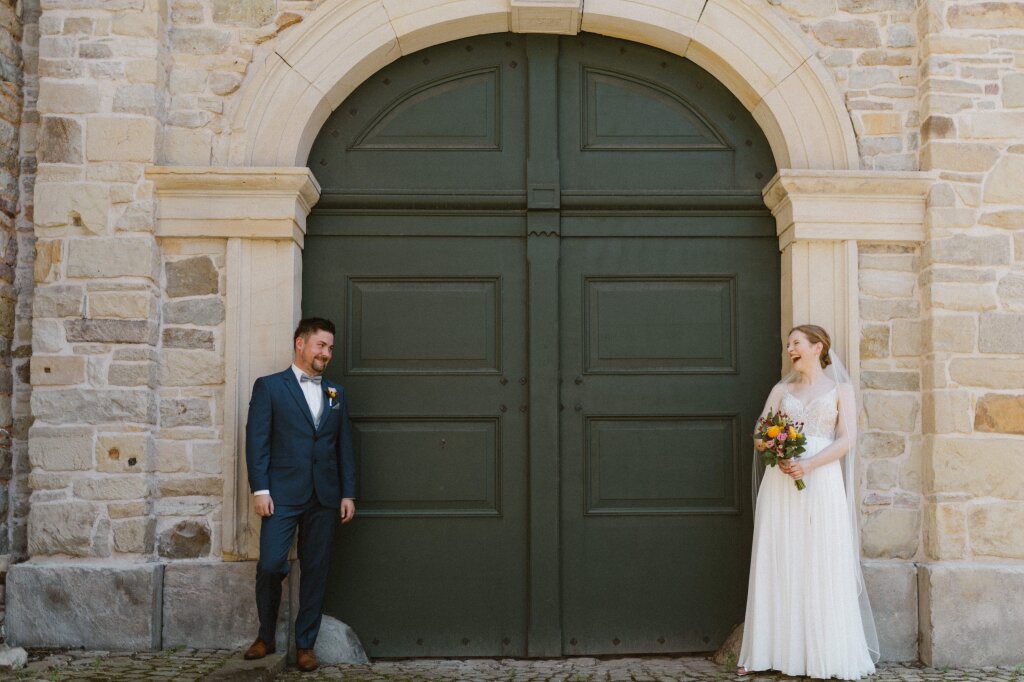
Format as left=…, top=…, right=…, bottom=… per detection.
left=28, top=424, right=94, bottom=471
left=949, top=358, right=1024, bottom=388
left=86, top=117, right=157, bottom=162
left=969, top=503, right=1024, bottom=559
left=863, top=392, right=919, bottom=431
left=112, top=517, right=154, bottom=553
left=88, top=290, right=155, bottom=319
left=160, top=350, right=226, bottom=386
left=924, top=501, right=967, bottom=560
left=920, top=562, right=1024, bottom=666
left=1003, top=73, right=1024, bottom=108
left=74, top=477, right=150, bottom=501
left=160, top=127, right=212, bottom=165
left=25, top=502, right=101, bottom=558
left=927, top=283, right=998, bottom=312
left=36, top=81, right=101, bottom=114
left=858, top=270, right=915, bottom=299
left=31, top=388, right=157, bottom=425
left=891, top=319, right=923, bottom=356
left=979, top=313, right=1024, bottom=353
left=861, top=507, right=919, bottom=559
left=930, top=315, right=976, bottom=353
left=920, top=141, right=999, bottom=173
left=67, top=237, right=158, bottom=279
left=96, top=432, right=152, bottom=474
left=960, top=111, right=1024, bottom=139
left=947, top=3, right=1024, bottom=29
left=33, top=285, right=85, bottom=318
left=34, top=183, right=109, bottom=233
left=921, top=390, right=972, bottom=435
left=30, top=355, right=86, bottom=386
left=929, top=436, right=1024, bottom=500
left=984, top=155, right=1024, bottom=204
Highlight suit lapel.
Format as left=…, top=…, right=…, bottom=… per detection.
left=315, top=381, right=334, bottom=433
left=281, top=368, right=317, bottom=429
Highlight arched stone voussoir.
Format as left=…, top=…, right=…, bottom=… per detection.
left=231, top=0, right=859, bottom=171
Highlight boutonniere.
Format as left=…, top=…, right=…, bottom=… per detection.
left=325, top=387, right=337, bottom=407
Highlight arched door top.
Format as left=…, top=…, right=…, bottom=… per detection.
left=229, top=0, right=859, bottom=171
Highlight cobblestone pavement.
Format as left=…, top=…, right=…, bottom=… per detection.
left=3, top=650, right=1023, bottom=682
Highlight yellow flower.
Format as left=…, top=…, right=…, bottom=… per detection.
left=766, top=425, right=782, bottom=439
left=788, top=426, right=798, bottom=440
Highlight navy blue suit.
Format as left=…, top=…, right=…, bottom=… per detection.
left=245, top=368, right=357, bottom=649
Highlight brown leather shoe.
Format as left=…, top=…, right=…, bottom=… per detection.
left=243, top=638, right=275, bottom=660
left=296, top=648, right=319, bottom=672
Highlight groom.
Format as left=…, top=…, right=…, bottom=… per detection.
left=243, top=317, right=357, bottom=672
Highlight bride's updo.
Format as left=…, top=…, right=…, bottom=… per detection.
left=790, top=324, right=832, bottom=369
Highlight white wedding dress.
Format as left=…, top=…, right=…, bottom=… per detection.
left=738, top=387, right=876, bottom=680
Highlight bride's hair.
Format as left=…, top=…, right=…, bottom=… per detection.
left=790, top=324, right=832, bottom=369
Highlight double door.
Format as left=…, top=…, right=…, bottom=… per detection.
left=303, top=32, right=780, bottom=657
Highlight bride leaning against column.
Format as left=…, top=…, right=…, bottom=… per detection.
left=737, top=325, right=879, bottom=680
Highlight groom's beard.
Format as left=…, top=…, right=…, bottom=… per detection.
left=311, top=356, right=329, bottom=373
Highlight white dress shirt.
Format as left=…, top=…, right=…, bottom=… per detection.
left=253, top=365, right=324, bottom=497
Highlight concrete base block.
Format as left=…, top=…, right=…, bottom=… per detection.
left=163, top=561, right=295, bottom=650
left=862, top=560, right=918, bottom=662
left=919, top=562, right=1024, bottom=667
left=7, top=562, right=163, bottom=650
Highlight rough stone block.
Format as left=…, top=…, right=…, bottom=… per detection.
left=315, top=615, right=370, bottom=664
left=927, top=234, right=1011, bottom=267
left=975, top=394, right=1024, bottom=435
left=74, top=476, right=149, bottom=501
left=112, top=517, right=154, bottom=553
left=160, top=397, right=212, bottom=427
left=859, top=432, right=905, bottom=459
left=28, top=425, right=94, bottom=471
left=862, top=561, right=917, bottom=662
left=158, top=475, right=221, bottom=497
left=163, top=298, right=225, bottom=325
left=212, top=0, right=276, bottom=26
left=26, top=501, right=101, bottom=557
left=67, top=237, right=157, bottom=279
left=162, top=327, right=215, bottom=350
left=919, top=562, right=1024, bottom=667
left=64, top=319, right=158, bottom=344
left=811, top=19, right=880, bottom=47
left=929, top=436, right=1024, bottom=501
left=169, top=27, right=232, bottom=54
left=30, top=355, right=86, bottom=386
left=6, top=562, right=162, bottom=649
left=96, top=433, right=152, bottom=474
left=37, top=116, right=84, bottom=164
left=930, top=315, right=976, bottom=353
left=34, top=183, right=109, bottom=233
left=88, top=290, right=156, bottom=319
left=969, top=502, right=1024, bottom=559
left=85, top=117, right=157, bottom=162
left=157, top=519, right=211, bottom=559
left=949, top=358, right=1024, bottom=388
left=861, top=507, right=920, bottom=559
left=979, top=313, right=1024, bottom=353
left=108, top=362, right=157, bottom=387
left=160, top=126, right=212, bottom=165
left=166, top=256, right=219, bottom=297
left=34, top=285, right=85, bottom=318
left=36, top=81, right=101, bottom=114
left=163, top=562, right=259, bottom=648
left=160, top=350, right=225, bottom=386
left=31, top=388, right=157, bottom=425
left=985, top=155, right=1024, bottom=204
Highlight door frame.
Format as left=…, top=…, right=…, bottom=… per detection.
left=145, top=0, right=931, bottom=652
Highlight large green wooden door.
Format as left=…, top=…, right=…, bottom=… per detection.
left=304, top=32, right=779, bottom=658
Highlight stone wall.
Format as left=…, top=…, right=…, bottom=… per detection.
left=8, top=0, right=1024, bottom=665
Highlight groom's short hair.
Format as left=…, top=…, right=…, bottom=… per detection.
left=294, top=317, right=336, bottom=342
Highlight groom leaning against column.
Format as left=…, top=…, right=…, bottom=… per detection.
left=242, top=317, right=357, bottom=673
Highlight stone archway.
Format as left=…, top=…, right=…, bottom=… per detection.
left=149, top=0, right=931, bottom=567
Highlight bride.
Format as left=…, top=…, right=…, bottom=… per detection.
left=737, top=325, right=879, bottom=680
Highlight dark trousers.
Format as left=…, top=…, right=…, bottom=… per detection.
left=255, top=497, right=338, bottom=649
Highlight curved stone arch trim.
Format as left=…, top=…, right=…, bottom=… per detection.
left=229, top=0, right=859, bottom=171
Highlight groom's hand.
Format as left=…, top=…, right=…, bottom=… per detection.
left=253, top=493, right=274, bottom=517
left=340, top=498, right=356, bottom=524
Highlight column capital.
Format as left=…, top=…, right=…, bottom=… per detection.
left=147, top=166, right=321, bottom=245
left=763, top=170, right=932, bottom=249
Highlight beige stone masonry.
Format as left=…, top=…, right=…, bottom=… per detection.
left=149, top=166, right=320, bottom=559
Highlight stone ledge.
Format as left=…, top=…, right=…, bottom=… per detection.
left=764, top=170, right=933, bottom=248
left=863, top=560, right=918, bottom=662
left=147, top=166, right=321, bottom=243
left=6, top=562, right=163, bottom=650
left=918, top=561, right=1024, bottom=667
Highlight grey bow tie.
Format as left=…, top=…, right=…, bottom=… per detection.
left=300, top=374, right=322, bottom=384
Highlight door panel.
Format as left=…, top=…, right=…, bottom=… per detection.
left=559, top=237, right=779, bottom=654
left=304, top=237, right=529, bottom=657
left=304, top=31, right=780, bottom=658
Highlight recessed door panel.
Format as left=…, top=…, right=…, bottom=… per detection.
left=560, top=237, right=779, bottom=655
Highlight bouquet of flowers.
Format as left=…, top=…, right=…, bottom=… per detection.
left=755, top=410, right=808, bottom=490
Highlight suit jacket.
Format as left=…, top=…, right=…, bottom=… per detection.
left=245, top=368, right=357, bottom=507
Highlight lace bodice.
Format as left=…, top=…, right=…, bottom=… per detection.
left=780, top=386, right=839, bottom=440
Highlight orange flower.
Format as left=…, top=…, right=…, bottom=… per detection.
left=788, top=426, right=798, bottom=440
left=766, top=425, right=782, bottom=439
